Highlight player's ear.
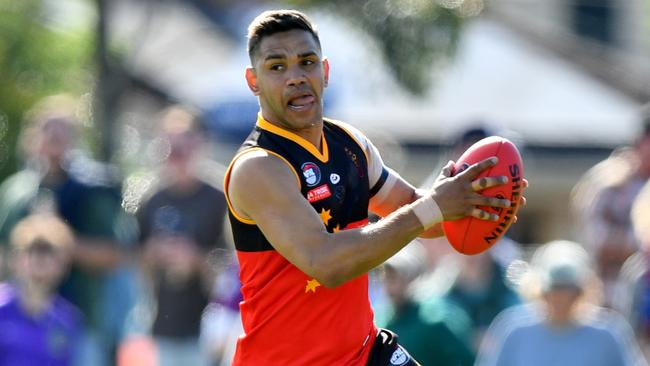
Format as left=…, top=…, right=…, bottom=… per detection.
left=246, top=67, right=260, bottom=96
left=323, top=58, right=330, bottom=88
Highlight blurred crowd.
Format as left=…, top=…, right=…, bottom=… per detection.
left=0, top=96, right=238, bottom=366
left=1, top=94, right=650, bottom=366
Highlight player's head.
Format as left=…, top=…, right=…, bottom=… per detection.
left=245, top=10, right=329, bottom=132
left=247, top=10, right=321, bottom=65
left=10, top=214, right=74, bottom=291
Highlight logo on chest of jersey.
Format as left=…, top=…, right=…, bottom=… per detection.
left=307, top=184, right=332, bottom=203
left=330, top=173, right=340, bottom=184
left=301, top=162, right=321, bottom=187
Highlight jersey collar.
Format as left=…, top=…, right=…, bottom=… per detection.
left=256, top=113, right=329, bottom=163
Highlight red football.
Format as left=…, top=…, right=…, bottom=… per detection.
left=442, top=136, right=524, bottom=255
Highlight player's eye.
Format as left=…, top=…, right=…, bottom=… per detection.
left=269, top=64, right=285, bottom=71
left=302, top=59, right=316, bottom=67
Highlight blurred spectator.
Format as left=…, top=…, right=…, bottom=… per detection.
left=571, top=104, right=650, bottom=306
left=200, top=260, right=243, bottom=366
left=0, top=214, right=82, bottom=366
left=614, top=179, right=650, bottom=359
left=0, top=94, right=137, bottom=366
left=411, top=245, right=521, bottom=351
left=476, top=240, right=647, bottom=366
left=420, top=125, right=487, bottom=193
left=375, top=241, right=475, bottom=366
left=135, top=105, right=229, bottom=366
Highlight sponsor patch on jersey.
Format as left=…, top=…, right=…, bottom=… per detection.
left=301, top=162, right=321, bottom=187
left=390, top=346, right=410, bottom=365
left=330, top=173, right=340, bottom=184
left=307, top=184, right=332, bottom=203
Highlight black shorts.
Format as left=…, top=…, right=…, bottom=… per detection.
left=365, top=329, right=421, bottom=366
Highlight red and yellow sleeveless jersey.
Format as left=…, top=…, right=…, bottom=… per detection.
left=224, top=115, right=390, bottom=365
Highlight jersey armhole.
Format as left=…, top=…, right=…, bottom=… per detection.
left=224, top=147, right=301, bottom=225
left=326, top=119, right=370, bottom=163
left=327, top=119, right=387, bottom=189
left=369, top=168, right=400, bottom=208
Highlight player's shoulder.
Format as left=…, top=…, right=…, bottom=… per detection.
left=232, top=147, right=289, bottom=170
left=324, top=118, right=369, bottom=147
left=229, top=147, right=300, bottom=187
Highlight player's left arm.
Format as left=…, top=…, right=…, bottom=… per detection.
left=369, top=173, right=444, bottom=238
left=360, top=129, right=527, bottom=237
left=339, top=123, right=444, bottom=238
left=369, top=166, right=528, bottom=237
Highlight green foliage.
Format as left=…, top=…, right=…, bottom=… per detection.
left=0, top=0, right=93, bottom=181
left=287, top=0, right=464, bottom=95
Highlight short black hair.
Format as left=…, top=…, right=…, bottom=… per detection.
left=247, top=9, right=321, bottom=63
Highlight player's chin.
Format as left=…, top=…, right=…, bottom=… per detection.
left=286, top=103, right=321, bottom=123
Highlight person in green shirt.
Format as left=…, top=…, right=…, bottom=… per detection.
left=376, top=241, right=475, bottom=366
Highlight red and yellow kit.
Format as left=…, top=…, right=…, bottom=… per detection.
left=224, top=115, right=390, bottom=365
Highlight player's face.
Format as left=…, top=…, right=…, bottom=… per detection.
left=246, top=29, right=329, bottom=132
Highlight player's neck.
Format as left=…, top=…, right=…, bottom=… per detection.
left=257, top=113, right=324, bottom=153
left=297, top=125, right=323, bottom=152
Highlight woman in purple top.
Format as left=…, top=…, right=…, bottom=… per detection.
left=0, top=214, right=82, bottom=366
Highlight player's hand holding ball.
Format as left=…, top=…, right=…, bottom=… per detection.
left=429, top=136, right=525, bottom=255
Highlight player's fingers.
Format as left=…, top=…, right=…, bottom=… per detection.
left=471, top=208, right=499, bottom=222
left=468, top=195, right=511, bottom=209
left=519, top=196, right=527, bottom=207
left=440, top=160, right=455, bottom=178
left=460, top=157, right=498, bottom=180
left=470, top=176, right=509, bottom=192
left=522, top=178, right=529, bottom=189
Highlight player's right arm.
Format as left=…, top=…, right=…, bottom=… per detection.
left=228, top=149, right=509, bottom=288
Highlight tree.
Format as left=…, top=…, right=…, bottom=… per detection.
left=287, top=0, right=466, bottom=95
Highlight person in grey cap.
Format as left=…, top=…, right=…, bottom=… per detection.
left=475, top=240, right=647, bottom=366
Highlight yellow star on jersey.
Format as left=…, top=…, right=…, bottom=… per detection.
left=305, top=278, right=321, bottom=293
left=318, top=208, right=332, bottom=226
left=332, top=225, right=341, bottom=233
